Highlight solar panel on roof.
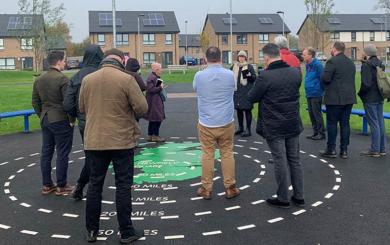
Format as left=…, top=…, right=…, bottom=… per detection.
left=143, top=13, right=166, bottom=26
left=258, top=17, right=274, bottom=24
left=222, top=17, right=237, bottom=25
left=370, top=18, right=385, bottom=24
left=7, top=16, right=33, bottom=30
left=98, top=13, right=122, bottom=27
left=327, top=17, right=341, bottom=24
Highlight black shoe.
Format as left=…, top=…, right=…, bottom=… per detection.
left=86, top=230, right=97, bottom=243
left=319, top=149, right=337, bottom=158
left=291, top=196, right=305, bottom=207
left=311, top=134, right=326, bottom=140
left=72, top=184, right=84, bottom=201
left=306, top=134, right=317, bottom=139
left=266, top=198, right=290, bottom=209
left=234, top=127, right=244, bottom=135
left=241, top=129, right=251, bottom=137
left=120, top=229, right=144, bottom=244
left=339, top=151, right=348, bottom=159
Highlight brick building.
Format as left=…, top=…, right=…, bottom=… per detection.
left=179, top=34, right=202, bottom=60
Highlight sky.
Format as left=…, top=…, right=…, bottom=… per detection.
left=1, top=0, right=384, bottom=42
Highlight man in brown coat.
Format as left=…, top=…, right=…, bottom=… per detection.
left=79, top=49, right=148, bottom=243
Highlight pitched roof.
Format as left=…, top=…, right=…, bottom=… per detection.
left=179, top=34, right=200, bottom=47
left=298, top=14, right=390, bottom=34
left=89, top=11, right=180, bottom=34
left=0, top=14, right=44, bottom=37
left=204, top=14, right=290, bottom=34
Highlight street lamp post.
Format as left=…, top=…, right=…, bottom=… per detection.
left=277, top=11, right=285, bottom=37
left=137, top=14, right=145, bottom=62
left=230, top=0, right=233, bottom=65
left=185, top=20, right=188, bottom=66
left=385, top=13, right=388, bottom=65
left=112, top=0, right=117, bottom=48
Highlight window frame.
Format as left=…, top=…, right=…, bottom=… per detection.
left=236, top=34, right=248, bottom=45
left=370, top=31, right=375, bottom=42
left=116, top=33, right=129, bottom=46
left=0, top=38, right=4, bottom=49
left=351, top=32, right=357, bottom=42
left=221, top=34, right=228, bottom=45
left=97, top=34, right=105, bottom=46
left=0, top=58, right=15, bottom=70
left=165, top=34, right=173, bottom=45
left=330, top=32, right=340, bottom=42
left=143, top=52, right=156, bottom=64
left=259, top=34, right=269, bottom=44
left=21, top=38, right=33, bottom=50
left=143, top=34, right=155, bottom=45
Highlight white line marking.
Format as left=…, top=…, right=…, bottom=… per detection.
left=237, top=224, right=256, bottom=230
left=239, top=185, right=250, bottom=190
left=176, top=172, right=186, bottom=176
left=292, top=209, right=306, bottom=216
left=254, top=159, right=261, bottom=163
left=234, top=144, right=244, bottom=148
left=260, top=171, right=266, bottom=176
left=100, top=217, right=110, bottom=220
left=72, top=150, right=83, bottom=153
left=237, top=139, right=247, bottom=142
left=334, top=170, right=340, bottom=175
left=51, top=234, right=71, bottom=239
left=4, top=189, right=10, bottom=194
left=78, top=157, right=86, bottom=160
left=102, top=200, right=114, bottom=204
left=190, top=182, right=202, bottom=187
left=97, top=237, right=108, bottom=241
left=254, top=141, right=263, bottom=144
left=333, top=185, right=340, bottom=191
left=164, top=235, right=184, bottom=240
left=325, top=193, right=334, bottom=199
left=160, top=200, right=176, bottom=204
left=260, top=164, right=266, bottom=169
left=320, top=159, right=328, bottom=163
left=250, top=147, right=259, bottom=151
left=4, top=182, right=10, bottom=187
left=187, top=137, right=197, bottom=140
left=272, top=194, right=277, bottom=198
left=0, top=224, right=11, bottom=229
left=264, top=150, right=271, bottom=154
left=63, top=213, right=79, bottom=218
left=131, top=217, right=144, bottom=220
left=190, top=197, right=203, bottom=201
left=186, top=153, right=196, bottom=156
left=213, top=176, right=221, bottom=181
left=328, top=164, right=335, bottom=169
left=163, top=187, right=178, bottom=190
left=336, top=178, right=341, bottom=183
left=17, top=169, right=24, bottom=173
left=312, top=201, right=323, bottom=207
left=170, top=137, right=180, bottom=139
left=68, top=160, right=74, bottom=164
left=0, top=162, right=9, bottom=166
left=288, top=186, right=293, bottom=191
left=253, top=178, right=261, bottom=183
left=309, top=154, right=317, bottom=158
left=194, top=211, right=212, bottom=216
left=233, top=152, right=238, bottom=155
left=20, top=230, right=38, bottom=235
left=251, top=200, right=265, bottom=205
left=225, top=206, right=241, bottom=211
left=52, top=167, right=56, bottom=170
left=134, top=188, right=149, bottom=192
left=29, top=153, right=39, bottom=156
left=132, top=202, right=145, bottom=206
left=268, top=217, right=284, bottom=223
left=14, top=157, right=24, bottom=161
left=8, top=175, right=15, bottom=180
left=108, top=186, right=116, bottom=190
left=202, top=230, right=222, bottom=236
left=300, top=150, right=306, bottom=154
left=217, top=192, right=225, bottom=196
left=9, top=196, right=17, bottom=201
left=243, top=155, right=252, bottom=159
left=27, top=163, right=36, bottom=167
left=161, top=215, right=179, bottom=220
left=38, top=208, right=52, bottom=213
left=20, top=203, right=31, bottom=208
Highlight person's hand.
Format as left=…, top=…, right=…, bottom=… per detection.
left=161, top=82, right=164, bottom=88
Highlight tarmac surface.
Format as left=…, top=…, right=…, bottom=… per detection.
left=0, top=83, right=389, bottom=245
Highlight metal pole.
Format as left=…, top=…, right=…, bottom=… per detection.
left=282, top=12, right=285, bottom=36
left=385, top=13, right=388, bottom=65
left=230, top=0, right=233, bottom=64
left=138, top=16, right=140, bottom=61
left=112, top=0, right=117, bottom=48
left=185, top=20, right=188, bottom=66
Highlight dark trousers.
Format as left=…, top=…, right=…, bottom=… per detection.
left=85, top=149, right=135, bottom=237
left=40, top=116, right=73, bottom=187
left=236, top=109, right=252, bottom=130
left=266, top=136, right=304, bottom=202
left=307, top=97, right=325, bottom=136
left=148, top=121, right=162, bottom=136
left=326, top=104, right=353, bottom=152
left=77, top=127, right=90, bottom=186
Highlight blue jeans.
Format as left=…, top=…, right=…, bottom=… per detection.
left=326, top=105, right=353, bottom=152
left=363, top=102, right=386, bottom=153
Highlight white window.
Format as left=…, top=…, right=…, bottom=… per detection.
left=222, top=34, right=228, bottom=45
left=0, top=58, right=15, bottom=70
left=236, top=34, right=247, bottom=44
left=116, top=34, right=129, bottom=46
left=387, top=31, right=390, bottom=41
left=0, top=39, right=4, bottom=49
left=165, top=34, right=173, bottom=45
left=259, top=34, right=269, bottom=44
left=143, top=52, right=156, bottom=64
left=259, top=50, right=264, bottom=60
left=97, top=34, right=105, bottom=46
left=21, top=38, right=33, bottom=50
left=143, top=34, right=155, bottom=45
left=370, top=32, right=375, bottom=42
left=330, top=32, right=340, bottom=42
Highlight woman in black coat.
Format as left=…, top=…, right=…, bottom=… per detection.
left=231, top=50, right=257, bottom=137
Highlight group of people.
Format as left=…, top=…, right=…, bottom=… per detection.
left=30, top=34, right=387, bottom=242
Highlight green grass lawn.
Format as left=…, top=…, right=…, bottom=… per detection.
left=1, top=69, right=389, bottom=135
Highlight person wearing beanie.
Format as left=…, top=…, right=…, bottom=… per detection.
left=359, top=44, right=387, bottom=157
left=230, top=50, right=257, bottom=137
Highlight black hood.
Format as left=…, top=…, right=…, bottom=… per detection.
left=82, top=44, right=104, bottom=68
left=125, top=58, right=141, bottom=72
left=368, top=56, right=383, bottom=67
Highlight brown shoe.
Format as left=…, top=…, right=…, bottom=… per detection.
left=55, top=184, right=74, bottom=196
left=152, top=136, right=166, bottom=142
left=225, top=185, right=240, bottom=199
left=197, top=186, right=212, bottom=200
left=41, top=185, right=57, bottom=195
left=147, top=135, right=153, bottom=142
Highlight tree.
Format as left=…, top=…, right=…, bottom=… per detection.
left=288, top=35, right=299, bottom=50
left=17, top=0, right=65, bottom=71
left=376, top=0, right=390, bottom=12
left=66, top=37, right=91, bottom=57
left=200, top=32, right=210, bottom=55
left=304, top=0, right=334, bottom=52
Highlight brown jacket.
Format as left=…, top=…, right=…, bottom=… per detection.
left=79, top=64, right=148, bottom=150
left=32, top=68, right=71, bottom=123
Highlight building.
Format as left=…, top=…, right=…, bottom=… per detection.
left=298, top=14, right=390, bottom=60
left=202, top=14, right=290, bottom=64
left=0, top=14, right=44, bottom=70
left=179, top=34, right=202, bottom=60
left=89, top=11, right=180, bottom=67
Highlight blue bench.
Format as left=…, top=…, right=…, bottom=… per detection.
left=320, top=107, right=390, bottom=134
left=0, top=109, right=36, bottom=133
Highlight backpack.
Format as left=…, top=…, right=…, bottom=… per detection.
left=376, top=66, right=390, bottom=99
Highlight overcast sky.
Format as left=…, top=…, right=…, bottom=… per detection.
left=1, top=0, right=384, bottom=42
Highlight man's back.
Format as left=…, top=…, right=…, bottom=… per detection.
left=193, top=64, right=235, bottom=127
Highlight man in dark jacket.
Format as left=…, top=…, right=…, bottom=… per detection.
left=32, top=51, right=74, bottom=196
left=248, top=43, right=304, bottom=209
left=63, top=44, right=104, bottom=200
left=320, top=41, right=356, bottom=159
left=358, top=44, right=387, bottom=157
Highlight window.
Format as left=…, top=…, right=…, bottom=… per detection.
left=387, top=31, right=390, bottom=41
left=222, top=34, right=228, bottom=45
left=259, top=50, right=264, bottom=60
left=330, top=32, right=340, bottom=42
left=143, top=52, right=156, bottom=64
left=196, top=48, right=200, bottom=54
left=0, top=39, right=3, bottom=49
left=0, top=58, right=15, bottom=70
left=143, top=34, right=155, bottom=45
left=21, top=38, right=33, bottom=50
left=259, top=34, right=269, bottom=44
left=351, top=32, right=356, bottom=42
left=370, top=32, right=375, bottom=42
left=116, top=34, right=129, bottom=46
left=97, top=34, right=105, bottom=46
left=387, top=47, right=390, bottom=57
left=236, top=34, right=247, bottom=45
left=165, top=34, right=173, bottom=45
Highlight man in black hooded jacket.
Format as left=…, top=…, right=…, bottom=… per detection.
left=63, top=44, right=104, bottom=200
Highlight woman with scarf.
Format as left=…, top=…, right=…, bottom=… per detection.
left=231, top=50, right=257, bottom=137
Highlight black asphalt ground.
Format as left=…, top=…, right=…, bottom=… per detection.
left=0, top=83, right=389, bottom=245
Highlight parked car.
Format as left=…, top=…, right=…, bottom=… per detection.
left=179, top=56, right=197, bottom=66
left=316, top=52, right=328, bottom=62
left=66, top=56, right=83, bottom=70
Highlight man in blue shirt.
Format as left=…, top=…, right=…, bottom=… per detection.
left=193, top=46, right=240, bottom=200
left=303, top=47, right=325, bottom=140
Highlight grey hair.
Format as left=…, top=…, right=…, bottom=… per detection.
left=305, top=47, right=316, bottom=58
left=274, top=35, right=289, bottom=49
left=364, top=44, right=377, bottom=57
